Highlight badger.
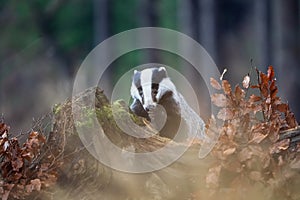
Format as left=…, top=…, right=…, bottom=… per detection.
left=130, top=67, right=206, bottom=141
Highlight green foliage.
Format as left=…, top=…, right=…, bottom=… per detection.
left=54, top=0, right=93, bottom=53
left=1, top=0, right=181, bottom=81
left=0, top=2, right=37, bottom=56
left=0, top=0, right=93, bottom=61
left=111, top=0, right=138, bottom=34
left=158, top=0, right=177, bottom=30
left=75, top=106, right=97, bottom=129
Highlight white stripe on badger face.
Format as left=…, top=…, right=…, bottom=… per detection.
left=140, top=69, right=156, bottom=110
left=130, top=82, right=141, bottom=102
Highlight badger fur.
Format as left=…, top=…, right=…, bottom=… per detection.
left=130, top=67, right=205, bottom=141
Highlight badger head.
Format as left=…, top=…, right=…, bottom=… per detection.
left=130, top=67, right=177, bottom=112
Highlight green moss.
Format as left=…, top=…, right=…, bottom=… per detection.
left=128, top=111, right=145, bottom=126
left=75, top=107, right=99, bottom=129
left=53, top=103, right=62, bottom=115
left=95, top=105, right=113, bottom=121
left=73, top=99, right=145, bottom=130
left=113, top=100, right=145, bottom=126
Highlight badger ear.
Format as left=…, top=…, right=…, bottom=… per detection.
left=158, top=66, right=167, bottom=77
left=132, top=69, right=141, bottom=82
left=133, top=70, right=140, bottom=79
left=158, top=67, right=166, bottom=72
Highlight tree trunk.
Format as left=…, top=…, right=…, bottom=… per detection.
left=29, top=87, right=212, bottom=200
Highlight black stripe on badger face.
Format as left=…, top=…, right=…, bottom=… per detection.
left=151, top=67, right=167, bottom=85
left=132, top=70, right=141, bottom=89
left=151, top=67, right=167, bottom=102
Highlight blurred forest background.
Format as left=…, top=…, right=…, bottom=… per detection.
left=0, top=0, right=300, bottom=133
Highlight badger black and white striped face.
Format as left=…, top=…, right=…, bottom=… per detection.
left=130, top=67, right=177, bottom=111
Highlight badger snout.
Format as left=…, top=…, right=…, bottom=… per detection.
left=144, top=103, right=156, bottom=112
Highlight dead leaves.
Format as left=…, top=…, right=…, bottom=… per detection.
left=206, top=165, right=222, bottom=188
left=211, top=94, right=227, bottom=107
left=267, top=66, right=275, bottom=81
left=242, top=75, right=250, bottom=89
left=249, top=95, right=261, bottom=105
left=270, top=139, right=290, bottom=154
left=210, top=77, right=222, bottom=90
left=222, top=80, right=232, bottom=96
left=206, top=66, right=299, bottom=198
left=217, top=108, right=234, bottom=121
left=0, top=122, right=58, bottom=200
left=223, top=147, right=236, bottom=156
left=249, top=132, right=268, bottom=144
